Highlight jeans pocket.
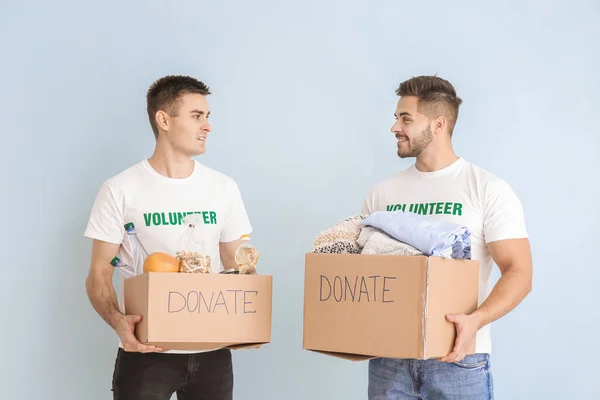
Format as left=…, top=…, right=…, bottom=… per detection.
left=452, top=353, right=489, bottom=369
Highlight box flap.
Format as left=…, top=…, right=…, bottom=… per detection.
left=145, top=341, right=269, bottom=351
left=227, top=342, right=266, bottom=350
left=424, top=257, right=479, bottom=359
left=308, top=349, right=375, bottom=362
left=303, top=253, right=428, bottom=359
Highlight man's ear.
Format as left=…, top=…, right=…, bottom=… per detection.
left=433, top=115, right=447, bottom=134
left=156, top=110, right=170, bottom=132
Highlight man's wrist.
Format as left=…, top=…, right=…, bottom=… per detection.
left=470, top=309, right=488, bottom=330
left=108, top=310, right=125, bottom=329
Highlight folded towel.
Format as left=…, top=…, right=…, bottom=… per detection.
left=358, top=226, right=423, bottom=256
left=361, top=211, right=471, bottom=259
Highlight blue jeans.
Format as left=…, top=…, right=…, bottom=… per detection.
left=369, top=354, right=493, bottom=400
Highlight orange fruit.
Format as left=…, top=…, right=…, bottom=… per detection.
left=143, top=252, right=179, bottom=273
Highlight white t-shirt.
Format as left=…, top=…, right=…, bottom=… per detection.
left=84, top=159, right=252, bottom=353
left=361, top=157, right=528, bottom=355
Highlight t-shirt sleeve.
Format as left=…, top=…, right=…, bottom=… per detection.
left=361, top=186, right=376, bottom=215
left=220, top=183, right=252, bottom=243
left=361, top=197, right=372, bottom=215
left=483, top=179, right=528, bottom=243
left=84, top=183, right=125, bottom=245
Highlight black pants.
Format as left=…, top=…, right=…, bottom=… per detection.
left=111, top=348, right=233, bottom=400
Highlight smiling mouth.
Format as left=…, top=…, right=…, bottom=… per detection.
left=197, top=137, right=206, bottom=141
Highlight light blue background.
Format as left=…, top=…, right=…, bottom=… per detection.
left=1, top=1, right=598, bottom=399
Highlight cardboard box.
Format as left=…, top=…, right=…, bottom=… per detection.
left=124, top=272, right=272, bottom=351
left=303, top=253, right=479, bottom=360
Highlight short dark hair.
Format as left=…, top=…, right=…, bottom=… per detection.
left=396, top=75, right=463, bottom=134
left=146, top=75, right=211, bottom=138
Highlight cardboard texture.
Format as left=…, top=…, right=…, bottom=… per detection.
left=124, top=272, right=272, bottom=351
left=303, top=253, right=479, bottom=360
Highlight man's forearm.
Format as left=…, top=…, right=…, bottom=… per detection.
left=472, top=267, right=532, bottom=328
left=86, top=275, right=123, bottom=328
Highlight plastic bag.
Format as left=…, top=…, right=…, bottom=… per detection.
left=176, top=214, right=211, bottom=273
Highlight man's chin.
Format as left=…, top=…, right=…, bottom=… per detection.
left=189, top=147, right=206, bottom=157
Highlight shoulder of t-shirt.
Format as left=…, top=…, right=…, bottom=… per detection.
left=367, top=165, right=414, bottom=193
left=194, top=162, right=240, bottom=191
left=462, top=160, right=516, bottom=197
left=97, top=161, right=145, bottom=193
left=101, top=160, right=147, bottom=192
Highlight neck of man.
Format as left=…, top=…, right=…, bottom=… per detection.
left=148, top=138, right=195, bottom=179
left=414, top=138, right=458, bottom=173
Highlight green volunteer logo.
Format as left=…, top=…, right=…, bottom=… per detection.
left=143, top=211, right=218, bottom=227
left=386, top=202, right=463, bottom=216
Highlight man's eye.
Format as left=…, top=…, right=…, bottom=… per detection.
left=403, top=118, right=410, bottom=123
